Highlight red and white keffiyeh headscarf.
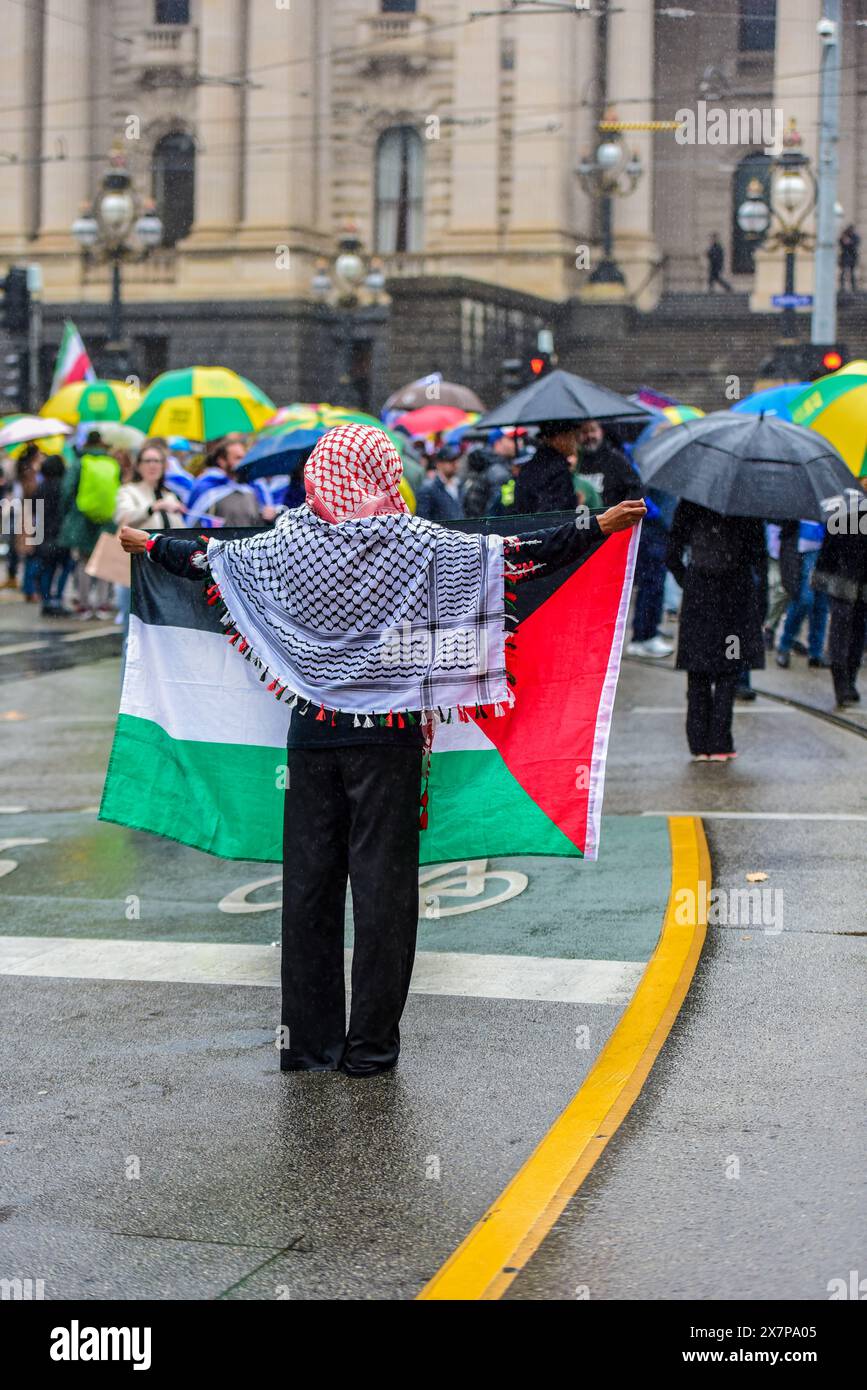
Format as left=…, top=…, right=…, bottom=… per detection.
left=304, top=423, right=409, bottom=524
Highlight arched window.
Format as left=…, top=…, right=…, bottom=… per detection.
left=731, top=150, right=772, bottom=275
left=155, top=0, right=190, bottom=23
left=374, top=127, right=423, bottom=254
left=152, top=132, right=196, bottom=247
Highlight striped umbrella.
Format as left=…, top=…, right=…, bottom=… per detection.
left=634, top=403, right=705, bottom=450
left=260, top=404, right=381, bottom=436
left=731, top=383, right=809, bottom=422
left=125, top=367, right=275, bottom=442
left=790, top=362, right=867, bottom=477
left=40, top=379, right=141, bottom=425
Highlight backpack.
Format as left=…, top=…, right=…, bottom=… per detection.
left=75, top=452, right=120, bottom=524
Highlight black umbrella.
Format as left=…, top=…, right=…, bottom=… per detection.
left=476, top=368, right=652, bottom=429
left=635, top=411, right=854, bottom=521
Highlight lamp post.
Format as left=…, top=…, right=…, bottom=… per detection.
left=71, top=151, right=163, bottom=378
left=736, top=120, right=815, bottom=340
left=577, top=116, right=644, bottom=286
left=311, top=225, right=388, bottom=409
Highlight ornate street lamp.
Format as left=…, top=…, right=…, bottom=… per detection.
left=311, top=225, right=388, bottom=409
left=736, top=120, right=816, bottom=338
left=71, top=150, right=163, bottom=377
left=311, top=225, right=387, bottom=305
left=577, top=114, right=644, bottom=285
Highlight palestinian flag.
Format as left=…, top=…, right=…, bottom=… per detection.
left=99, top=517, right=639, bottom=863
left=50, top=320, right=96, bottom=396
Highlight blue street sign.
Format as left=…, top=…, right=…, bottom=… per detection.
left=772, top=293, right=813, bottom=309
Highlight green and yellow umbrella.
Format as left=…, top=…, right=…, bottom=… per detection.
left=260, top=403, right=381, bottom=436
left=126, top=367, right=275, bottom=443
left=40, top=379, right=141, bottom=426
left=790, top=361, right=867, bottom=477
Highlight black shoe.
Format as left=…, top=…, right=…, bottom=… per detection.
left=808, top=657, right=830, bottom=669
left=792, top=640, right=808, bottom=656
left=339, top=1057, right=399, bottom=1078
left=776, top=651, right=790, bottom=668
left=734, top=686, right=757, bottom=702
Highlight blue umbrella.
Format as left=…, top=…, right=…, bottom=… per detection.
left=731, top=383, right=809, bottom=421
left=235, top=426, right=325, bottom=483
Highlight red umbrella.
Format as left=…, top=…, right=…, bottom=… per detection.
left=393, top=405, right=469, bottom=437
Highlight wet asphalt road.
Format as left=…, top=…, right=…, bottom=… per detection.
left=0, top=610, right=864, bottom=1300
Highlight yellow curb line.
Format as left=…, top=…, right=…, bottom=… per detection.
left=417, top=814, right=710, bottom=1301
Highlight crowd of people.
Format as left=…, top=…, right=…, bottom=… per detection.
left=2, top=413, right=865, bottom=760
left=409, top=415, right=867, bottom=758
left=0, top=429, right=278, bottom=622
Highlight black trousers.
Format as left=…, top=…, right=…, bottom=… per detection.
left=686, top=672, right=738, bottom=755
left=280, top=745, right=423, bottom=1074
left=828, top=597, right=866, bottom=702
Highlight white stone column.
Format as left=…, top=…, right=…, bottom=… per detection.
left=751, top=0, right=822, bottom=311
left=449, top=11, right=499, bottom=242
left=0, top=0, right=37, bottom=247
left=190, top=0, right=245, bottom=240
left=600, top=0, right=659, bottom=304
left=39, top=0, right=91, bottom=245
left=507, top=8, right=595, bottom=298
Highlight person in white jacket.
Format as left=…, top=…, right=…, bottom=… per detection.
left=114, top=439, right=185, bottom=637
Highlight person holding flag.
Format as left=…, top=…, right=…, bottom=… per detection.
left=119, top=425, right=644, bottom=1077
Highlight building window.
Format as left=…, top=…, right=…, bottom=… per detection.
left=374, top=127, right=424, bottom=254
left=739, top=0, right=775, bottom=52
left=381, top=1, right=417, bottom=11
left=155, top=0, right=190, bottom=24
left=731, top=151, right=772, bottom=274
left=152, top=132, right=196, bottom=246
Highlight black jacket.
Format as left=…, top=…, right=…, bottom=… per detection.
left=416, top=474, right=465, bottom=523
left=514, top=443, right=576, bottom=515
left=578, top=439, right=643, bottom=509
left=147, top=515, right=604, bottom=748
left=667, top=501, right=767, bottom=674
left=812, top=501, right=867, bottom=606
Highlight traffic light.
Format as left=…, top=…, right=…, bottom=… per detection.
left=1, top=350, right=25, bottom=410
left=800, top=344, right=848, bottom=381
left=529, top=350, right=552, bottom=378
left=2, top=266, right=30, bottom=333
left=501, top=358, right=525, bottom=393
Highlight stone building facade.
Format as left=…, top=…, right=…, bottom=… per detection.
left=0, top=0, right=865, bottom=409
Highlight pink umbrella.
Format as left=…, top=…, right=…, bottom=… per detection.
left=393, top=405, right=469, bottom=438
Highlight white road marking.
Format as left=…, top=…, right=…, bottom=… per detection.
left=641, top=810, right=867, bottom=822
left=629, top=705, right=798, bottom=715
left=60, top=627, right=117, bottom=643
left=0, top=641, right=48, bottom=655
left=0, top=935, right=644, bottom=1005
left=0, top=807, right=27, bottom=814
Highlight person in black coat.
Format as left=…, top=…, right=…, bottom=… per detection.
left=576, top=420, right=643, bottom=508
left=667, top=500, right=767, bottom=759
left=513, top=420, right=578, bottom=514
left=416, top=448, right=465, bottom=523
left=33, top=454, right=74, bottom=616
left=811, top=492, right=867, bottom=706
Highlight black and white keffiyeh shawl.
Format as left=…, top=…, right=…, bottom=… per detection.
left=205, top=506, right=510, bottom=720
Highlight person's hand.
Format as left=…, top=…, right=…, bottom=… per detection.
left=119, top=526, right=150, bottom=554
left=260, top=505, right=278, bottom=522
left=597, top=499, right=647, bottom=536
